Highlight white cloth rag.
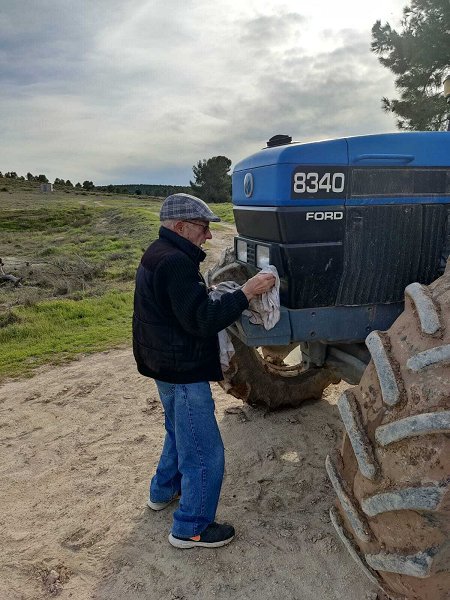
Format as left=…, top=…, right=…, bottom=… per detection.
left=209, top=265, right=280, bottom=370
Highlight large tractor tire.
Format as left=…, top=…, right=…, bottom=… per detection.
left=207, top=248, right=339, bottom=409
left=326, top=264, right=450, bottom=600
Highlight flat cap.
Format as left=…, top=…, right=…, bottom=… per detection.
left=160, top=193, right=221, bottom=222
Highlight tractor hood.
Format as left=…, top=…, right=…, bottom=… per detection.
left=233, top=132, right=450, bottom=207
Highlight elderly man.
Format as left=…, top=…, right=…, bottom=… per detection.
left=133, top=193, right=275, bottom=549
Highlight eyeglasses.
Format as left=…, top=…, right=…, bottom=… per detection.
left=183, top=220, right=210, bottom=233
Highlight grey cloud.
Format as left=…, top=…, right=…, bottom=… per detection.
left=199, top=35, right=396, bottom=162
left=105, top=164, right=192, bottom=187
left=239, top=12, right=306, bottom=47
left=0, top=0, right=141, bottom=87
left=0, top=2, right=399, bottom=186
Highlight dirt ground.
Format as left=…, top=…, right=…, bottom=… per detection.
left=0, top=224, right=379, bottom=600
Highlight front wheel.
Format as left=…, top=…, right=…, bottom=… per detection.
left=221, top=331, right=340, bottom=409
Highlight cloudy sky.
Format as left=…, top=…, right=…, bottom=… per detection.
left=0, top=0, right=407, bottom=186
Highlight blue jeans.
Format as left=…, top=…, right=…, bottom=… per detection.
left=150, top=381, right=225, bottom=538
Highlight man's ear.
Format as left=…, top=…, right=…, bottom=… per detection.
left=174, top=220, right=184, bottom=234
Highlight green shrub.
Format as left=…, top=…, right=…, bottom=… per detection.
left=40, top=247, right=58, bottom=256
left=0, top=311, right=21, bottom=328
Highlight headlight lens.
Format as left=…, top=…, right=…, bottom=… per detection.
left=236, top=239, right=247, bottom=262
left=256, top=245, right=270, bottom=268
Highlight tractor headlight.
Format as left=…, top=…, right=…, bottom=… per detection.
left=236, top=239, right=248, bottom=262
left=256, top=245, right=270, bottom=269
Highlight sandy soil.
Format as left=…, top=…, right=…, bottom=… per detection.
left=0, top=224, right=379, bottom=600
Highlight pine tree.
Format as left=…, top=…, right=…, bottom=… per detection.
left=371, top=0, right=450, bottom=130
left=190, top=156, right=232, bottom=203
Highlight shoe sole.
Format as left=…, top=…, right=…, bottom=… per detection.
left=147, top=497, right=178, bottom=511
left=168, top=533, right=235, bottom=549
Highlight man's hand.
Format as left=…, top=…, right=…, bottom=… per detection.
left=241, top=273, right=276, bottom=301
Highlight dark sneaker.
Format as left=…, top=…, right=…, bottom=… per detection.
left=147, top=493, right=179, bottom=511
left=169, top=522, right=235, bottom=548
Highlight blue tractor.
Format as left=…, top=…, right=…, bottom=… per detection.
left=208, top=131, right=450, bottom=600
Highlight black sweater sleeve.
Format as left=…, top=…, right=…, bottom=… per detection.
left=157, top=253, right=249, bottom=337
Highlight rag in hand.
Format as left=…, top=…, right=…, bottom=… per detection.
left=209, top=265, right=280, bottom=370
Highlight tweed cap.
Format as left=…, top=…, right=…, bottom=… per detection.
left=160, top=193, right=221, bottom=222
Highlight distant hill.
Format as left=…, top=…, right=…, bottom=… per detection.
left=96, top=184, right=193, bottom=197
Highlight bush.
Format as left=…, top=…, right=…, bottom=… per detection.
left=21, top=288, right=42, bottom=307
left=0, top=311, right=21, bottom=328
left=40, top=247, right=58, bottom=257
left=117, top=265, right=137, bottom=281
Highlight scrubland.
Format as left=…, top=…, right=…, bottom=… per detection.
left=0, top=181, right=234, bottom=379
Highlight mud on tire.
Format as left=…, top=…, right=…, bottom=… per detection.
left=223, top=331, right=339, bottom=409
left=327, top=265, right=450, bottom=600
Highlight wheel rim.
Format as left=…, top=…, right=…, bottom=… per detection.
left=253, top=345, right=307, bottom=378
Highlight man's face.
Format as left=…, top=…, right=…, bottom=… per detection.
left=176, top=220, right=212, bottom=248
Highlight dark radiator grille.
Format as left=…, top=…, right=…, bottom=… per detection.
left=418, top=205, right=448, bottom=278
left=336, top=204, right=447, bottom=305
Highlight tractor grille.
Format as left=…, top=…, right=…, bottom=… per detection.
left=336, top=204, right=447, bottom=305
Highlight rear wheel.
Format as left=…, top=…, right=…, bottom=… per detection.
left=327, top=264, right=450, bottom=600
